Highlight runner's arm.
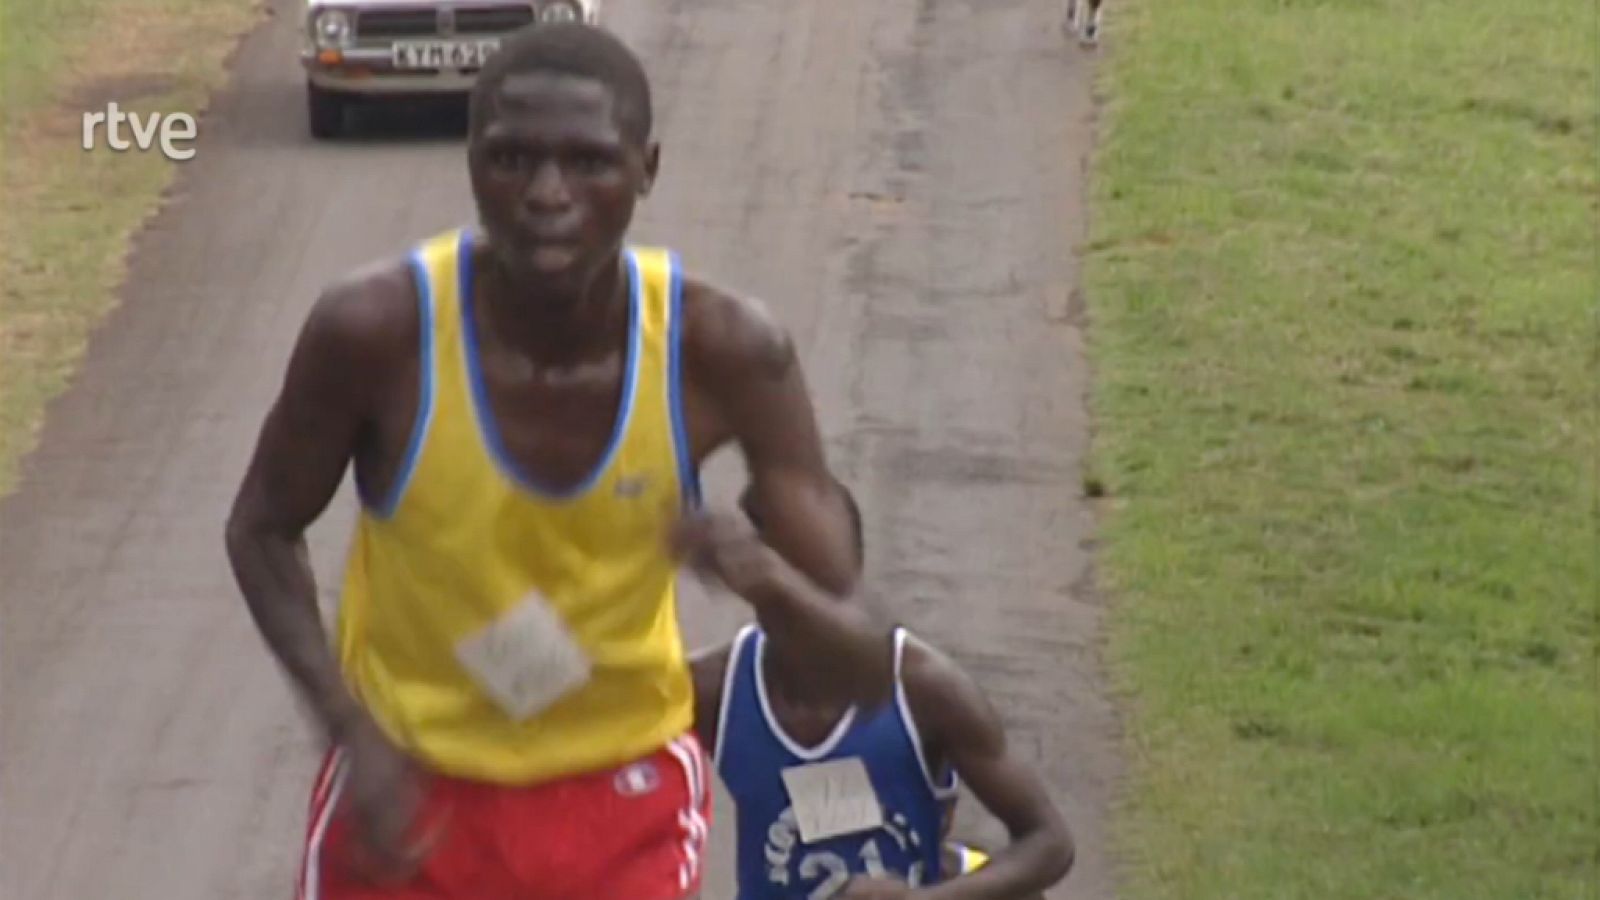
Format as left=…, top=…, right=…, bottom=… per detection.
left=687, top=643, right=733, bottom=755
left=672, top=510, right=895, bottom=704
left=223, top=276, right=396, bottom=744
left=904, top=642, right=1074, bottom=900
left=683, top=282, right=860, bottom=595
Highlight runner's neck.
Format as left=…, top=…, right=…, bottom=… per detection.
left=763, top=645, right=855, bottom=714
left=476, top=250, right=631, bottom=363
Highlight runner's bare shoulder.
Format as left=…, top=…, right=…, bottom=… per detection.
left=290, top=256, right=422, bottom=401
left=677, top=277, right=796, bottom=384
left=900, top=633, right=1007, bottom=752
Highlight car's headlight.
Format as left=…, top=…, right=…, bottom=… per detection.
left=311, top=8, right=353, bottom=48
left=539, top=0, right=581, bottom=22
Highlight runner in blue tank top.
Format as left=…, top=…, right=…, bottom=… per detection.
left=671, top=485, right=1074, bottom=899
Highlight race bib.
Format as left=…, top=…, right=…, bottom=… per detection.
left=453, top=591, right=592, bottom=721
left=780, top=757, right=884, bottom=844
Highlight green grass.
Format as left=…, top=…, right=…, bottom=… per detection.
left=0, top=0, right=265, bottom=494
left=1081, top=0, right=1596, bottom=897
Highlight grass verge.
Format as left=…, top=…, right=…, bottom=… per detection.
left=1080, top=1, right=1596, bottom=897
left=0, top=0, right=266, bottom=495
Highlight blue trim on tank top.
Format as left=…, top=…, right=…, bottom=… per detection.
left=665, top=252, right=702, bottom=509
left=455, top=228, right=643, bottom=502
left=358, top=247, right=436, bottom=519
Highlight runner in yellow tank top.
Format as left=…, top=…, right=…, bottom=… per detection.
left=336, top=231, right=696, bottom=785
left=225, top=23, right=866, bottom=900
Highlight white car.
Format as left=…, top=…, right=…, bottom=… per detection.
left=301, top=0, right=602, bottom=138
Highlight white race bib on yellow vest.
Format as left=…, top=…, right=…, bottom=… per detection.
left=453, top=591, right=592, bottom=721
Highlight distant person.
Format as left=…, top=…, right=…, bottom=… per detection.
left=224, top=21, right=865, bottom=900
left=1064, top=0, right=1103, bottom=46
left=677, top=486, right=1074, bottom=899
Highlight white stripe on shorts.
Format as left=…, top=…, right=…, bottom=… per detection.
left=298, top=751, right=348, bottom=900
left=666, top=735, right=708, bottom=892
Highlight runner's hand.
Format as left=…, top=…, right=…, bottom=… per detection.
left=836, top=875, right=918, bottom=899
left=669, top=510, right=786, bottom=598
left=337, top=721, right=444, bottom=883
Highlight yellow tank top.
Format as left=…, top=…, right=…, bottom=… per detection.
left=334, top=226, right=698, bottom=784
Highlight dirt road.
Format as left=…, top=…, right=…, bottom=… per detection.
left=0, top=0, right=1116, bottom=897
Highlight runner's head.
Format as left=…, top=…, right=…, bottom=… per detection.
left=737, top=480, right=865, bottom=568
left=467, top=22, right=658, bottom=292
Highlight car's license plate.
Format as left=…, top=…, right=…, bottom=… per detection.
left=391, top=39, right=501, bottom=70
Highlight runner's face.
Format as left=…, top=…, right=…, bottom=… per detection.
left=468, top=73, right=656, bottom=292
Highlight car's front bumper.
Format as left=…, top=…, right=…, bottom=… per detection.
left=302, top=46, right=485, bottom=94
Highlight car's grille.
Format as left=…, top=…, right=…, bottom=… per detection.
left=355, top=4, right=535, bottom=39
left=355, top=8, right=434, bottom=37
left=458, top=6, right=537, bottom=31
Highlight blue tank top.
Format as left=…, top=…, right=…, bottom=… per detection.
left=713, top=625, right=961, bottom=899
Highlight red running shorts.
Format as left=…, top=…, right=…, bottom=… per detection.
left=295, top=732, right=712, bottom=900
